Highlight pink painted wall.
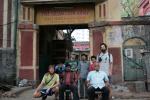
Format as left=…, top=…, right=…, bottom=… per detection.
left=139, top=0, right=150, bottom=16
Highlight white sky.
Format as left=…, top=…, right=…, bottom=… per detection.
left=71, top=29, right=89, bottom=41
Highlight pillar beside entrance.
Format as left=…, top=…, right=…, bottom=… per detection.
left=18, top=23, right=39, bottom=81
left=90, top=27, right=122, bottom=83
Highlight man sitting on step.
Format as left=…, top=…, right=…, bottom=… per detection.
left=59, top=63, right=79, bottom=100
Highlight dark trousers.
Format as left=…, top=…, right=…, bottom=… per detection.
left=80, top=78, right=87, bottom=97
left=59, top=84, right=79, bottom=100
left=87, top=86, right=109, bottom=100
left=40, top=89, right=54, bottom=100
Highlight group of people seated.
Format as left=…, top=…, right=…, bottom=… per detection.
left=33, top=61, right=110, bottom=100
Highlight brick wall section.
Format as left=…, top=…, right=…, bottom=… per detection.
left=21, top=31, right=33, bottom=66
left=7, top=0, right=12, bottom=47
left=0, top=0, right=4, bottom=47
left=93, top=30, right=103, bottom=56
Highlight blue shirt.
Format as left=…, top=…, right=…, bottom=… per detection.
left=87, top=70, right=109, bottom=89
left=78, top=60, right=90, bottom=79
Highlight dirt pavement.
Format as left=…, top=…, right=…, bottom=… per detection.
left=0, top=89, right=150, bottom=100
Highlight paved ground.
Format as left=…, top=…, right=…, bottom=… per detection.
left=0, top=88, right=150, bottom=100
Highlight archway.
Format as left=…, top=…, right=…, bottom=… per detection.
left=123, top=37, right=147, bottom=81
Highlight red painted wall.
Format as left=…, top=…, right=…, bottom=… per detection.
left=93, top=30, right=103, bottom=56
left=19, top=69, right=34, bottom=80
left=21, top=31, right=33, bottom=66
left=7, top=0, right=12, bottom=47
left=0, top=0, right=4, bottom=47
left=109, top=47, right=122, bottom=83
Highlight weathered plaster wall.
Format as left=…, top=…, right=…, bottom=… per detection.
left=0, top=49, right=16, bottom=84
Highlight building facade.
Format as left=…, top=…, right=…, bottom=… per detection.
left=90, top=0, right=150, bottom=91
left=73, top=41, right=89, bottom=51
left=73, top=41, right=90, bottom=60
left=0, top=0, right=16, bottom=84
left=89, top=0, right=123, bottom=83
left=18, top=0, right=96, bottom=81
left=17, top=0, right=123, bottom=83
left=18, top=0, right=150, bottom=86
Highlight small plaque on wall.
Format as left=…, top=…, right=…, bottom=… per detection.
left=125, top=48, right=133, bottom=58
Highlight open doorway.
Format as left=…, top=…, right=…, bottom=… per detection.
left=38, top=26, right=90, bottom=80
left=71, top=29, right=90, bottom=61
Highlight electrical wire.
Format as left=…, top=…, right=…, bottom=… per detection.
left=0, top=21, right=16, bottom=27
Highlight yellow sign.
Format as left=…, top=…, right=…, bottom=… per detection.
left=36, top=5, right=94, bottom=25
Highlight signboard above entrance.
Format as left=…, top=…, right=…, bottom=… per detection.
left=36, top=5, right=94, bottom=25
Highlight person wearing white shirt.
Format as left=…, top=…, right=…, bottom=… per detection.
left=96, top=43, right=113, bottom=78
left=97, top=43, right=113, bottom=99
left=87, top=62, right=110, bottom=100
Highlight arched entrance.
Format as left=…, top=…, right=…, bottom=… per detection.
left=123, top=37, right=147, bottom=81
left=36, top=4, right=94, bottom=80
left=18, top=3, right=99, bottom=81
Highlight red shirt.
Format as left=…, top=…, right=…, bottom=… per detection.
left=64, top=71, right=78, bottom=85
left=89, top=61, right=96, bottom=71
